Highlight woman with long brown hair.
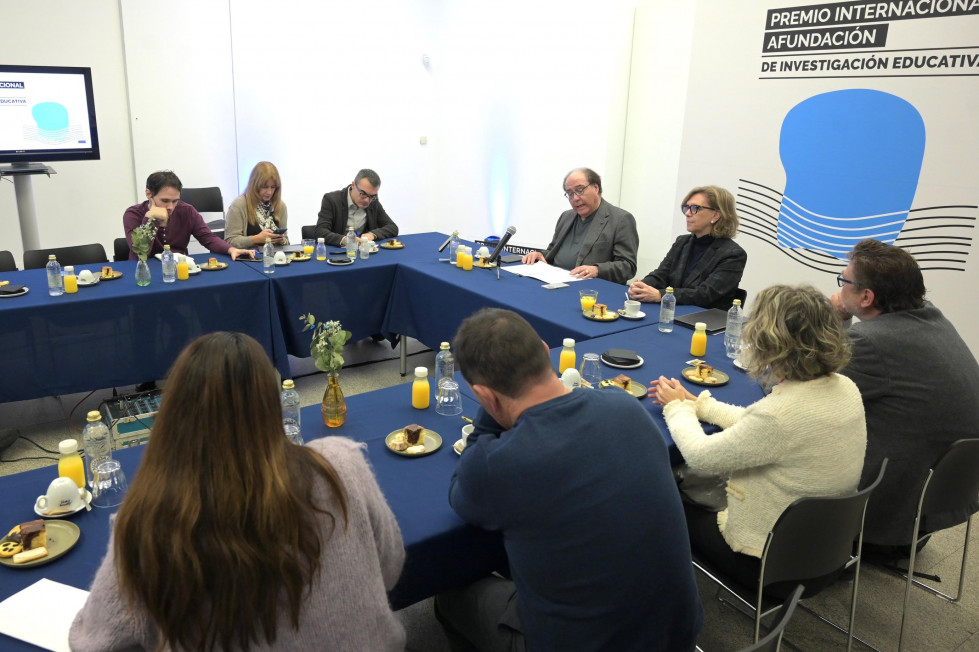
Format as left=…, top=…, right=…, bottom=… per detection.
left=70, top=332, right=405, bottom=651
left=224, top=161, right=290, bottom=247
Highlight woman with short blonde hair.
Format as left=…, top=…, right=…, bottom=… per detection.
left=651, top=284, right=866, bottom=590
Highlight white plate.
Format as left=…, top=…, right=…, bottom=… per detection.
left=327, top=258, right=354, bottom=266
left=187, top=267, right=201, bottom=275
left=274, top=260, right=291, bottom=266
left=616, top=309, right=646, bottom=320
left=76, top=277, right=100, bottom=287
left=733, top=358, right=747, bottom=371
left=34, top=490, right=92, bottom=518
left=600, top=353, right=644, bottom=369
left=0, top=287, right=29, bottom=298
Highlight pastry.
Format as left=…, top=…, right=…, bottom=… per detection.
left=18, top=519, right=46, bottom=550
left=594, top=303, right=608, bottom=317
left=101, top=265, right=114, bottom=279
left=405, top=445, right=425, bottom=454
left=404, top=424, right=424, bottom=446
left=389, top=433, right=408, bottom=451
left=13, top=547, right=48, bottom=564
left=696, top=362, right=714, bottom=380
left=613, top=374, right=631, bottom=390
left=208, top=257, right=218, bottom=269
left=0, top=540, right=22, bottom=558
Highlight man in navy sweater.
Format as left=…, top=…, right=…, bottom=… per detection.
left=436, top=308, right=702, bottom=651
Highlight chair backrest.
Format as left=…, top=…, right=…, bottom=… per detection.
left=23, top=244, right=109, bottom=270
left=735, top=288, right=748, bottom=307
left=920, top=439, right=979, bottom=523
left=761, top=459, right=887, bottom=588
left=0, top=250, right=16, bottom=272
left=301, top=225, right=315, bottom=241
left=740, top=584, right=804, bottom=652
left=113, top=237, right=130, bottom=262
left=180, top=186, right=224, bottom=214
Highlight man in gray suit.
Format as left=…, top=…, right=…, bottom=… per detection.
left=831, top=239, right=979, bottom=556
left=521, top=168, right=638, bottom=284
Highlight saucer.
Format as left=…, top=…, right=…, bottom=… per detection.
left=0, top=521, right=80, bottom=568
left=274, top=259, right=291, bottom=266
left=380, top=242, right=405, bottom=249
left=99, top=271, right=123, bottom=281
left=34, top=490, right=92, bottom=518
left=76, top=277, right=100, bottom=287
left=385, top=429, right=442, bottom=457
left=0, top=287, right=29, bottom=298
left=187, top=267, right=201, bottom=275
left=583, top=309, right=620, bottom=322
left=598, top=379, right=646, bottom=398
left=616, top=309, right=646, bottom=320
left=201, top=262, right=228, bottom=271
left=681, top=366, right=731, bottom=387
left=327, top=257, right=354, bottom=266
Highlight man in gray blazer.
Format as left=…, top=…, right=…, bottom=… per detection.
left=313, top=169, right=399, bottom=247
left=831, top=239, right=979, bottom=556
left=521, top=168, right=638, bottom=284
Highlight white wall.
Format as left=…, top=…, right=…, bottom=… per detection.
left=0, top=0, right=136, bottom=267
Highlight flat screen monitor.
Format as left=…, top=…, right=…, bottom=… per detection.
left=0, top=65, right=100, bottom=165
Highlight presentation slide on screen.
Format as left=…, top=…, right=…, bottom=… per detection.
left=0, top=71, right=93, bottom=153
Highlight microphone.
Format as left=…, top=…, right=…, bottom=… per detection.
left=488, top=226, right=516, bottom=264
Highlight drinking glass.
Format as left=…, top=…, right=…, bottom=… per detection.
left=435, top=380, right=463, bottom=416
left=92, top=459, right=129, bottom=508
left=302, top=238, right=315, bottom=256
left=579, top=289, right=598, bottom=312
left=580, top=353, right=602, bottom=387
left=359, top=240, right=372, bottom=259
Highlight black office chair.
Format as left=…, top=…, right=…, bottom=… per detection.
left=0, top=250, right=17, bottom=272
left=23, top=244, right=109, bottom=270
left=301, top=225, right=316, bottom=241
left=896, top=439, right=979, bottom=650
left=181, top=186, right=225, bottom=238
left=113, top=237, right=130, bottom=262
left=735, top=288, right=748, bottom=307
left=738, top=584, right=804, bottom=652
left=693, top=459, right=887, bottom=651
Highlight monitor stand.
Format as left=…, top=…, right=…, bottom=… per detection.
left=0, top=163, right=57, bottom=252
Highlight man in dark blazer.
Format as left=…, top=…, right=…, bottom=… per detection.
left=521, top=168, right=638, bottom=284
left=313, top=169, right=399, bottom=246
left=831, top=239, right=979, bottom=555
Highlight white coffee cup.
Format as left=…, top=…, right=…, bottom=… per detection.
left=185, top=256, right=199, bottom=272
left=274, top=251, right=287, bottom=265
left=476, top=246, right=491, bottom=259
left=624, top=300, right=641, bottom=317
left=459, top=424, right=474, bottom=450
left=35, top=477, right=87, bottom=514
left=78, top=269, right=95, bottom=283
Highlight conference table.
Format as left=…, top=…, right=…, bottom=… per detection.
left=0, top=232, right=655, bottom=404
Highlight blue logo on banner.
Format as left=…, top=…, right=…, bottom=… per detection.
left=777, top=89, right=925, bottom=258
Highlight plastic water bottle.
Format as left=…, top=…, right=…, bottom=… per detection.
left=345, top=227, right=358, bottom=258
left=162, top=245, right=176, bottom=283
left=725, top=299, right=744, bottom=359
left=658, top=287, right=676, bottom=332
left=81, top=410, right=113, bottom=489
left=281, top=380, right=303, bottom=444
left=315, top=237, right=327, bottom=261
left=435, top=342, right=455, bottom=389
left=46, top=255, right=64, bottom=296
left=447, top=231, right=460, bottom=263
left=263, top=238, right=275, bottom=275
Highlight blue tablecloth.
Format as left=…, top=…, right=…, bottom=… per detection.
left=382, top=252, right=652, bottom=349
left=0, top=382, right=503, bottom=651
left=0, top=257, right=276, bottom=402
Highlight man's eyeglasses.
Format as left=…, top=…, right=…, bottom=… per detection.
left=681, top=204, right=717, bottom=215
left=837, top=275, right=856, bottom=288
left=564, top=184, right=593, bottom=200
left=353, top=185, right=378, bottom=202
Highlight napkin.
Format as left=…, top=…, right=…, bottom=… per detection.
left=0, top=284, right=26, bottom=295
left=0, top=578, right=89, bottom=651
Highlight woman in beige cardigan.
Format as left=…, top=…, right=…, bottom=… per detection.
left=651, top=284, right=866, bottom=591
left=224, top=161, right=290, bottom=248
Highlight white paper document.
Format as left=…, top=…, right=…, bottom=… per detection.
left=0, top=578, right=89, bottom=651
left=502, top=262, right=582, bottom=284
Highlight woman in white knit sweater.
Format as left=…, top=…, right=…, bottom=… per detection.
left=652, top=284, right=866, bottom=591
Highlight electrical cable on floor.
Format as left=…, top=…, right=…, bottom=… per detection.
left=68, top=390, right=97, bottom=433
left=0, top=435, right=60, bottom=463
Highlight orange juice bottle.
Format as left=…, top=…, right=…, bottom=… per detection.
left=690, top=322, right=708, bottom=357
left=58, top=439, right=86, bottom=488
left=412, top=367, right=430, bottom=409
left=177, top=261, right=189, bottom=280
left=63, top=266, right=78, bottom=293
left=462, top=247, right=474, bottom=270
left=558, top=338, right=576, bottom=374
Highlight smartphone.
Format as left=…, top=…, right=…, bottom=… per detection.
left=272, top=227, right=288, bottom=235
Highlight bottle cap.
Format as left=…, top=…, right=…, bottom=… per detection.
left=64, top=266, right=74, bottom=273
left=266, top=237, right=272, bottom=243
left=733, top=299, right=741, bottom=306
left=440, top=342, right=450, bottom=350
left=86, top=410, right=101, bottom=422
left=282, top=379, right=295, bottom=389
left=164, top=244, right=171, bottom=250
left=414, top=366, right=428, bottom=378
left=695, top=322, right=707, bottom=330
left=452, top=230, right=459, bottom=236
left=563, top=338, right=575, bottom=348
left=317, top=237, right=324, bottom=242
left=59, top=439, right=79, bottom=455
left=666, top=286, right=674, bottom=293
left=48, top=254, right=57, bottom=260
